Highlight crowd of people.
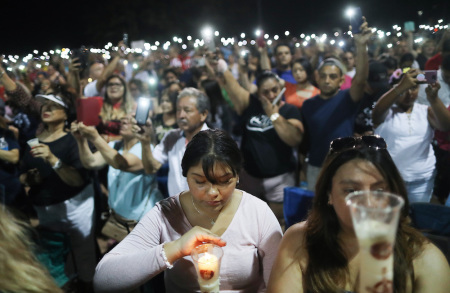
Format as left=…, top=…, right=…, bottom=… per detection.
left=1, top=15, right=450, bottom=293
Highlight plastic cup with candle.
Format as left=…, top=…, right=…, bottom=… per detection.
left=27, top=138, right=40, bottom=148
left=346, top=191, right=404, bottom=293
left=191, top=243, right=223, bottom=293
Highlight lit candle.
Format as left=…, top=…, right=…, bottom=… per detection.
left=197, top=253, right=220, bottom=292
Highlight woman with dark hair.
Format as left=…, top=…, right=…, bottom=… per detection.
left=98, top=74, right=135, bottom=141
left=267, top=136, right=450, bottom=292
left=373, top=68, right=450, bottom=203
left=128, top=78, right=147, bottom=101
left=285, top=58, right=320, bottom=109
left=18, top=86, right=97, bottom=287
left=94, top=129, right=282, bottom=293
left=200, top=79, right=234, bottom=133
left=0, top=64, right=97, bottom=287
left=153, top=88, right=179, bottom=144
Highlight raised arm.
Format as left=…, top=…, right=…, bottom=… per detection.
left=204, top=54, right=250, bottom=115
left=259, top=46, right=271, bottom=71
left=131, top=118, right=162, bottom=174
left=67, top=58, right=82, bottom=97
left=426, top=82, right=450, bottom=131
left=372, top=69, right=419, bottom=126
left=77, top=122, right=143, bottom=172
left=1, top=62, right=40, bottom=117
left=349, top=18, right=372, bottom=102
left=260, top=95, right=304, bottom=147
left=71, top=121, right=107, bottom=169
left=96, top=45, right=125, bottom=92
left=221, top=68, right=251, bottom=115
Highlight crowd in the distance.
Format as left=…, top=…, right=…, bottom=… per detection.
left=1, top=16, right=450, bottom=293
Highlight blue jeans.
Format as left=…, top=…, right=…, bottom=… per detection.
left=405, top=172, right=436, bottom=203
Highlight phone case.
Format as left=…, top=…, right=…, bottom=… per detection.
left=76, top=97, right=103, bottom=126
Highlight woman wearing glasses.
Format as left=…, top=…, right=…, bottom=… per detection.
left=98, top=75, right=135, bottom=142
left=372, top=68, right=450, bottom=203
left=267, top=136, right=450, bottom=293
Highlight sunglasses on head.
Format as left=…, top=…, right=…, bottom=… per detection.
left=329, top=135, right=387, bottom=153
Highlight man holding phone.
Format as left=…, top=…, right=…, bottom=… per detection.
left=133, top=88, right=209, bottom=197
left=301, top=16, right=373, bottom=190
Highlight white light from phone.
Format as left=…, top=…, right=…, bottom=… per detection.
left=345, top=7, right=355, bottom=18
left=201, top=27, right=213, bottom=39
left=139, top=97, right=150, bottom=107
left=149, top=77, right=156, bottom=85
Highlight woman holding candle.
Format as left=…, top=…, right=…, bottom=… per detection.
left=94, top=129, right=283, bottom=293
left=267, top=136, right=450, bottom=293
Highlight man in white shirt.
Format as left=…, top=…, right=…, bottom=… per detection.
left=135, top=88, right=209, bottom=196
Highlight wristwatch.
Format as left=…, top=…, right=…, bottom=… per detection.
left=270, top=113, right=280, bottom=122
left=52, top=159, right=63, bottom=170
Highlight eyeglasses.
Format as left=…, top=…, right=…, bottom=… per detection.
left=329, top=135, right=387, bottom=153
left=107, top=82, right=123, bottom=88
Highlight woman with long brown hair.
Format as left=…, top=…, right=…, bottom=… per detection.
left=267, top=136, right=450, bottom=293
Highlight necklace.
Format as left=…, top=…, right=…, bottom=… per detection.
left=191, top=195, right=217, bottom=225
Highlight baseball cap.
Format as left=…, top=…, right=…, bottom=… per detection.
left=317, top=57, right=347, bottom=75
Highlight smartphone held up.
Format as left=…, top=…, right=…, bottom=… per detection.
left=135, top=97, right=152, bottom=126
left=348, top=7, right=364, bottom=34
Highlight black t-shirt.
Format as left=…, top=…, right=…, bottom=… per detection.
left=21, top=133, right=91, bottom=206
left=354, top=87, right=389, bottom=135
left=240, top=94, right=302, bottom=178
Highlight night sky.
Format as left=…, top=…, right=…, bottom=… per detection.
left=1, top=0, right=448, bottom=55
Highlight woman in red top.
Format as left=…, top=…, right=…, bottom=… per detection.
left=285, top=58, right=320, bottom=109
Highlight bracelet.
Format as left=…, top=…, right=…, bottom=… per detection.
left=161, top=243, right=174, bottom=269
left=0, top=71, right=5, bottom=79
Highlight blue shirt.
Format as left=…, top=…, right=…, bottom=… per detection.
left=272, top=68, right=296, bottom=84
left=108, top=141, right=163, bottom=220
left=301, top=90, right=360, bottom=167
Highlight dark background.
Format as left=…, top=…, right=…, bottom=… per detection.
left=1, top=0, right=448, bottom=55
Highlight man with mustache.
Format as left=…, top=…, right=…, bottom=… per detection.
left=134, top=87, right=209, bottom=196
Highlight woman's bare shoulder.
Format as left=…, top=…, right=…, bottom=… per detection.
left=282, top=221, right=308, bottom=255
left=413, top=241, right=450, bottom=293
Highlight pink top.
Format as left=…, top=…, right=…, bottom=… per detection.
left=94, top=191, right=282, bottom=293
